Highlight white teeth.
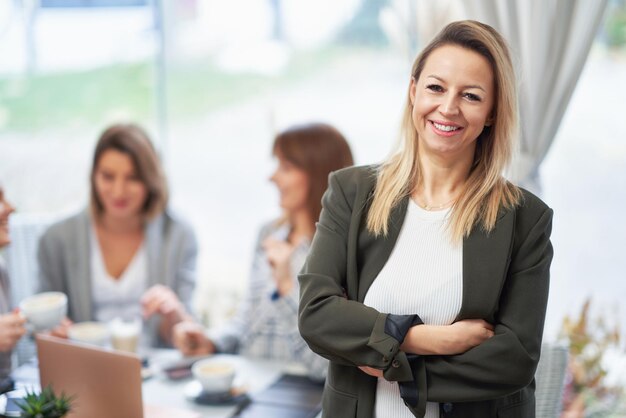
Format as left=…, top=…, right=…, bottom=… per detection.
left=433, top=122, right=460, bottom=132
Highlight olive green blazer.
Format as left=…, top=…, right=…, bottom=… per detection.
left=298, top=165, right=554, bottom=418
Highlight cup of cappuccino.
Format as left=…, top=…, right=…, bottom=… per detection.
left=19, top=292, right=67, bottom=331
left=109, top=316, right=142, bottom=353
left=192, top=358, right=236, bottom=393
left=68, top=321, right=110, bottom=347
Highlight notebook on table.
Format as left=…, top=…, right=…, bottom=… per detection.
left=35, top=334, right=200, bottom=418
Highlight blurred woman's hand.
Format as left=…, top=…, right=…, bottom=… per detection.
left=263, top=237, right=297, bottom=296
left=141, top=284, right=187, bottom=322
left=142, top=284, right=192, bottom=344
left=172, top=321, right=215, bottom=357
left=0, top=311, right=26, bottom=352
left=48, top=316, right=73, bottom=339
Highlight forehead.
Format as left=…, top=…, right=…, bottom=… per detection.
left=96, top=149, right=137, bottom=172
left=420, top=44, right=494, bottom=88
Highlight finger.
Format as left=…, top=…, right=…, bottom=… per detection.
left=142, top=292, right=168, bottom=317
left=180, top=332, right=204, bottom=354
left=141, top=284, right=168, bottom=303
left=262, top=237, right=280, bottom=248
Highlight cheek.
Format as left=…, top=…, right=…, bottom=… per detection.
left=468, top=110, right=492, bottom=131
left=94, top=180, right=108, bottom=198
left=412, top=95, right=433, bottom=123
left=295, top=179, right=310, bottom=204
left=132, top=184, right=148, bottom=202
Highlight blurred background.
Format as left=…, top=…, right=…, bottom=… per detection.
left=1, top=0, right=625, bottom=413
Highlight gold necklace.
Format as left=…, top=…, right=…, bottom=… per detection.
left=413, top=194, right=458, bottom=211
left=416, top=198, right=455, bottom=211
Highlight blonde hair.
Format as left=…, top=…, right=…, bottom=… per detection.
left=367, top=20, right=522, bottom=242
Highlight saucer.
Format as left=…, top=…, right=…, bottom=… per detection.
left=183, top=380, right=249, bottom=406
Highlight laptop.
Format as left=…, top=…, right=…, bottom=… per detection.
left=35, top=334, right=199, bottom=418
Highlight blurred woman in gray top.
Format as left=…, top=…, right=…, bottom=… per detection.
left=37, top=124, right=197, bottom=346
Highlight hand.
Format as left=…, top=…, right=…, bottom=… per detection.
left=358, top=366, right=384, bottom=378
left=0, top=311, right=27, bottom=352
left=401, top=319, right=494, bottom=355
left=172, top=321, right=215, bottom=357
left=141, top=285, right=187, bottom=323
left=442, top=319, right=495, bottom=354
left=262, top=237, right=298, bottom=296
left=48, top=317, right=73, bottom=339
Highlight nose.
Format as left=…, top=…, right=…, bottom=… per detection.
left=0, top=200, right=15, bottom=216
left=269, top=168, right=279, bottom=184
left=112, top=178, right=126, bottom=197
left=440, top=94, right=460, bottom=117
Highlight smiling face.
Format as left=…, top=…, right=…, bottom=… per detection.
left=0, top=187, right=15, bottom=248
left=410, top=44, right=495, bottom=164
left=93, top=149, right=148, bottom=221
left=270, top=155, right=310, bottom=217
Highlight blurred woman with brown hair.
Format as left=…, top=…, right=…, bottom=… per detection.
left=173, top=122, right=353, bottom=379
left=38, top=124, right=197, bottom=346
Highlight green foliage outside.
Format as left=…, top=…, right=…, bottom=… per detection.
left=605, top=8, right=626, bottom=48
left=0, top=48, right=340, bottom=133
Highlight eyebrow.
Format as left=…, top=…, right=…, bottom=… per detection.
left=426, top=75, right=486, bottom=92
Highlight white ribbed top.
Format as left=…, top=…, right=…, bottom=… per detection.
left=364, top=200, right=463, bottom=418
left=90, top=228, right=147, bottom=323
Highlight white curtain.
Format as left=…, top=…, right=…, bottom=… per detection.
left=463, top=0, right=609, bottom=193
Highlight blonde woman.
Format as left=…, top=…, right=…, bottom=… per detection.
left=298, top=21, right=553, bottom=418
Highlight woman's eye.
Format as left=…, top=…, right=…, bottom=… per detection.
left=464, top=92, right=482, bottom=102
left=426, top=84, right=443, bottom=92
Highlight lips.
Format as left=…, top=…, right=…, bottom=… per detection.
left=111, top=201, right=129, bottom=209
left=429, top=120, right=464, bottom=136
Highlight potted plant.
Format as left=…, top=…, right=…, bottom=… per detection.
left=559, top=298, right=624, bottom=418
left=16, top=385, right=73, bottom=418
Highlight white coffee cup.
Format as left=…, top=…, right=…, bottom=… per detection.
left=68, top=321, right=110, bottom=347
left=109, top=317, right=142, bottom=353
left=192, top=358, right=236, bottom=393
left=19, top=292, right=67, bottom=331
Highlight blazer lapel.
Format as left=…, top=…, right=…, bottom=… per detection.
left=357, top=196, right=409, bottom=302
left=457, top=209, right=516, bottom=321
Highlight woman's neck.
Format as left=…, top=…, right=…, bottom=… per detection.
left=413, top=152, right=473, bottom=205
left=287, top=209, right=315, bottom=244
left=97, top=213, right=144, bottom=234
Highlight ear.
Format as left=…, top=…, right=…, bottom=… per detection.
left=409, top=77, right=417, bottom=105
left=485, top=114, right=494, bottom=127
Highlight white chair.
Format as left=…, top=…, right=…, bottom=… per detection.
left=535, top=343, right=569, bottom=418
left=4, top=213, right=56, bottom=365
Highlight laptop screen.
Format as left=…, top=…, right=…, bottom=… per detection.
left=36, top=334, right=144, bottom=418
